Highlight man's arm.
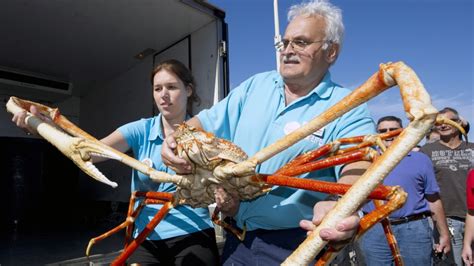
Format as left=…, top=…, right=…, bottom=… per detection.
left=300, top=160, right=370, bottom=241
left=426, top=193, right=451, bottom=254
left=338, top=160, right=371, bottom=184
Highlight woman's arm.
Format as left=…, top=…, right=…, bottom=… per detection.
left=462, top=210, right=474, bottom=265
left=94, top=130, right=130, bottom=163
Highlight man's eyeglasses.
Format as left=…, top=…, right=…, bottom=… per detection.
left=377, top=128, right=401, bottom=133
left=275, top=39, right=326, bottom=52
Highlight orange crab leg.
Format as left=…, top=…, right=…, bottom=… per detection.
left=87, top=191, right=175, bottom=258
left=252, top=174, right=396, bottom=201
left=276, top=144, right=335, bottom=172
left=276, top=130, right=402, bottom=175
left=315, top=187, right=406, bottom=266
left=336, top=129, right=403, bottom=155
left=9, top=97, right=97, bottom=140
left=251, top=173, right=407, bottom=266
left=374, top=201, right=403, bottom=266
left=278, top=148, right=376, bottom=177
left=211, top=207, right=246, bottom=241
left=112, top=198, right=174, bottom=266
left=87, top=203, right=145, bottom=257
left=216, top=133, right=405, bottom=263
left=216, top=173, right=399, bottom=243
left=123, top=191, right=172, bottom=248
left=124, top=192, right=142, bottom=245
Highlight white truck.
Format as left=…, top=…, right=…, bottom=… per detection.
left=0, top=1, right=228, bottom=263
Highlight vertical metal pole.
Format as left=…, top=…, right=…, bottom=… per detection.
left=274, top=0, right=281, bottom=71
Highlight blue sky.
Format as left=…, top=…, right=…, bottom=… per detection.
left=208, top=0, right=473, bottom=140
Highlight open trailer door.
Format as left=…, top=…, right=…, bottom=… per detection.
left=0, top=0, right=228, bottom=199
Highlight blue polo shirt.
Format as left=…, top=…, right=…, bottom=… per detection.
left=362, top=151, right=439, bottom=218
left=118, top=114, right=213, bottom=240
left=198, top=70, right=376, bottom=230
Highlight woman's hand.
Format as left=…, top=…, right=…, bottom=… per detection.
left=11, top=105, right=46, bottom=135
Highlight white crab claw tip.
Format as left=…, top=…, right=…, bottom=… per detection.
left=85, top=161, right=118, bottom=188
left=90, top=151, right=121, bottom=161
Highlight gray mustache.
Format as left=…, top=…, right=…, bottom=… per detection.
left=282, top=55, right=300, bottom=63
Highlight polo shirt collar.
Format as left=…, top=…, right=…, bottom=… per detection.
left=275, top=71, right=335, bottom=100
left=149, top=113, right=164, bottom=141
left=313, top=72, right=334, bottom=99
left=148, top=113, right=192, bottom=141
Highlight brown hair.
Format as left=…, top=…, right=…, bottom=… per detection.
left=377, top=115, right=403, bottom=128
left=151, top=59, right=201, bottom=115
left=439, top=107, right=459, bottom=118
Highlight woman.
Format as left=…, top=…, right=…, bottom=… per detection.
left=13, top=59, right=219, bottom=265
left=462, top=169, right=474, bottom=265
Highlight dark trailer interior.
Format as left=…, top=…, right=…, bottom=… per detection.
left=0, top=1, right=228, bottom=264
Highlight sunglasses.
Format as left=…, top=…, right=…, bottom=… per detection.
left=377, top=128, right=401, bottom=133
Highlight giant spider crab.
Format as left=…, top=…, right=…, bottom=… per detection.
left=6, top=62, right=465, bottom=265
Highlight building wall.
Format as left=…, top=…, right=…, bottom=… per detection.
left=78, top=20, right=224, bottom=202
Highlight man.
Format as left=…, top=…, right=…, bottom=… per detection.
left=162, top=0, right=375, bottom=264
left=420, top=107, right=474, bottom=266
left=426, top=127, right=441, bottom=144
left=360, top=116, right=451, bottom=265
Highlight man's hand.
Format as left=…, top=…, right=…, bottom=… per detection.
left=161, top=134, right=192, bottom=174
left=214, top=186, right=239, bottom=217
left=434, top=234, right=451, bottom=254
left=300, top=200, right=359, bottom=242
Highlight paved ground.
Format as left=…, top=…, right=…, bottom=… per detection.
left=0, top=222, right=124, bottom=266
left=0, top=206, right=225, bottom=266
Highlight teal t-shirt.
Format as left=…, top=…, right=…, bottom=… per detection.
left=118, top=114, right=213, bottom=240
left=198, top=70, right=376, bottom=230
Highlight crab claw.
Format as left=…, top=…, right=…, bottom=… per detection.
left=29, top=119, right=119, bottom=188
left=69, top=139, right=121, bottom=188
left=6, top=97, right=118, bottom=187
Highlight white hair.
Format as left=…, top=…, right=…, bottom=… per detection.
left=288, top=0, right=345, bottom=47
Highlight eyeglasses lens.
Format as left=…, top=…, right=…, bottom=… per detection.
left=378, top=128, right=400, bottom=133
left=275, top=40, right=307, bottom=52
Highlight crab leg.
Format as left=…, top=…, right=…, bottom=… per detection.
left=280, top=62, right=437, bottom=265
left=6, top=98, right=120, bottom=187
left=110, top=193, right=176, bottom=266
left=265, top=135, right=405, bottom=265
left=7, top=97, right=99, bottom=140
left=216, top=172, right=405, bottom=244
left=86, top=191, right=170, bottom=257
left=211, top=207, right=247, bottom=241
left=215, top=62, right=437, bottom=178
left=250, top=173, right=407, bottom=266
left=252, top=174, right=400, bottom=201
left=217, top=62, right=436, bottom=178
left=373, top=200, right=403, bottom=266
left=277, top=148, right=377, bottom=177
left=6, top=97, right=187, bottom=188
left=87, top=201, right=145, bottom=257
left=275, top=129, right=401, bottom=176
